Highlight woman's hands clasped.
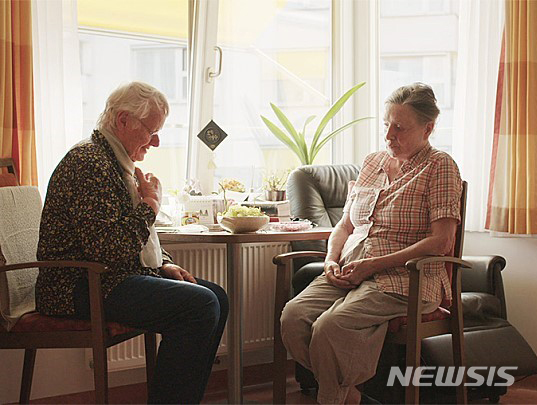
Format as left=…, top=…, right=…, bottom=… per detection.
left=339, top=258, right=377, bottom=286
left=324, top=260, right=354, bottom=289
left=324, top=258, right=378, bottom=289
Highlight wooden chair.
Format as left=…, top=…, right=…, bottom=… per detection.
left=272, top=182, right=470, bottom=404
left=0, top=185, right=157, bottom=404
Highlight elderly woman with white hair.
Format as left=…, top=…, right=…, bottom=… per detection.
left=35, top=82, right=228, bottom=404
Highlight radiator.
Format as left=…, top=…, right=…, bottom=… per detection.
left=87, top=242, right=290, bottom=371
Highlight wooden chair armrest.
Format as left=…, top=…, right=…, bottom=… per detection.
left=405, top=255, right=472, bottom=314
left=405, top=256, right=472, bottom=272
left=0, top=260, right=109, bottom=342
left=273, top=251, right=327, bottom=266
left=0, top=260, right=108, bottom=274
left=404, top=255, right=472, bottom=336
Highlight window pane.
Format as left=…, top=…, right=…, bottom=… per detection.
left=380, top=0, right=453, bottom=17
left=379, top=0, right=458, bottom=154
left=211, top=0, right=332, bottom=191
left=78, top=0, right=188, bottom=194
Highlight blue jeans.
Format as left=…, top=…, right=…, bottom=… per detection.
left=74, top=275, right=228, bottom=404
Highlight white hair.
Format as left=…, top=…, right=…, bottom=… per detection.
left=97, top=81, right=169, bottom=132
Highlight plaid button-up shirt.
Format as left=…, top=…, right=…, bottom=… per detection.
left=341, top=143, right=462, bottom=303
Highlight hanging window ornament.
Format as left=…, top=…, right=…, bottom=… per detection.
left=197, top=120, right=228, bottom=151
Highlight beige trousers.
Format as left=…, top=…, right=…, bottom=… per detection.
left=280, top=275, right=440, bottom=404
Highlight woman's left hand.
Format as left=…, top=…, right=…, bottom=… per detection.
left=160, top=263, right=197, bottom=283
left=338, top=258, right=377, bottom=286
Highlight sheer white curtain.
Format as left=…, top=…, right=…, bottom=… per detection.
left=451, top=0, right=504, bottom=232
left=31, top=0, right=83, bottom=196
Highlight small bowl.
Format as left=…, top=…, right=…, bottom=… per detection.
left=218, top=215, right=270, bottom=233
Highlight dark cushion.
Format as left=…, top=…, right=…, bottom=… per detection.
left=287, top=163, right=360, bottom=228
left=422, top=325, right=537, bottom=376
left=461, top=255, right=507, bottom=319
left=292, top=262, right=324, bottom=294
left=461, top=292, right=504, bottom=328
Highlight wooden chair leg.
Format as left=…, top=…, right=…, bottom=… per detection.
left=405, top=338, right=421, bottom=404
left=19, top=348, right=37, bottom=404
left=453, top=336, right=467, bottom=404
left=273, top=327, right=288, bottom=404
left=451, top=315, right=467, bottom=404
left=144, top=333, right=157, bottom=387
left=405, top=268, right=423, bottom=404
left=92, top=341, right=108, bottom=403
left=451, top=269, right=467, bottom=404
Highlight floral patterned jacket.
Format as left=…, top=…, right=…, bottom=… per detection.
left=36, top=130, right=172, bottom=316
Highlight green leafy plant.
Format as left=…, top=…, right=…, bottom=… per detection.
left=260, top=82, right=371, bottom=165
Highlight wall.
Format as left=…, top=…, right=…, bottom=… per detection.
left=464, top=232, right=537, bottom=354
left=0, top=348, right=147, bottom=403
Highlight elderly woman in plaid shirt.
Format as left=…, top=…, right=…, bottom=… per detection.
left=280, top=83, right=463, bottom=404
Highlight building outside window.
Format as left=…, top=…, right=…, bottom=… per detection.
left=379, top=0, right=459, bottom=154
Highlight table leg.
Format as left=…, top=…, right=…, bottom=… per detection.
left=227, top=243, right=243, bottom=404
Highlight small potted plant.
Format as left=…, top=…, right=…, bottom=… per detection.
left=263, top=170, right=289, bottom=201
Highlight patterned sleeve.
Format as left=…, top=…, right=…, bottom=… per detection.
left=428, top=154, right=463, bottom=223
left=62, top=153, right=155, bottom=263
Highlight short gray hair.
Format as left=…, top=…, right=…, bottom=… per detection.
left=97, top=82, right=169, bottom=132
left=385, top=82, right=440, bottom=124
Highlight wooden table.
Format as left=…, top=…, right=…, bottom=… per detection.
left=158, top=227, right=332, bottom=404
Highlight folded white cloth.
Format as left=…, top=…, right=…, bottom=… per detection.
left=100, top=128, right=163, bottom=269
left=0, top=186, right=42, bottom=331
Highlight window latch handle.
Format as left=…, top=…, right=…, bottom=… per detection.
left=206, top=46, right=223, bottom=83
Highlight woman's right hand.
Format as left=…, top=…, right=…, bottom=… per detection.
left=135, top=167, right=162, bottom=214
left=324, top=260, right=353, bottom=289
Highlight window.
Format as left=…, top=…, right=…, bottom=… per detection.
left=77, top=0, right=332, bottom=195
left=380, top=0, right=455, bottom=17
left=77, top=0, right=189, bottom=193
left=209, top=0, right=332, bottom=191
left=379, top=0, right=459, bottom=154
left=78, top=31, right=189, bottom=192
left=132, top=46, right=188, bottom=103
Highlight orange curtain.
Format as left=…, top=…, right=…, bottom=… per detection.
left=486, top=0, right=537, bottom=234
left=0, top=0, right=37, bottom=186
